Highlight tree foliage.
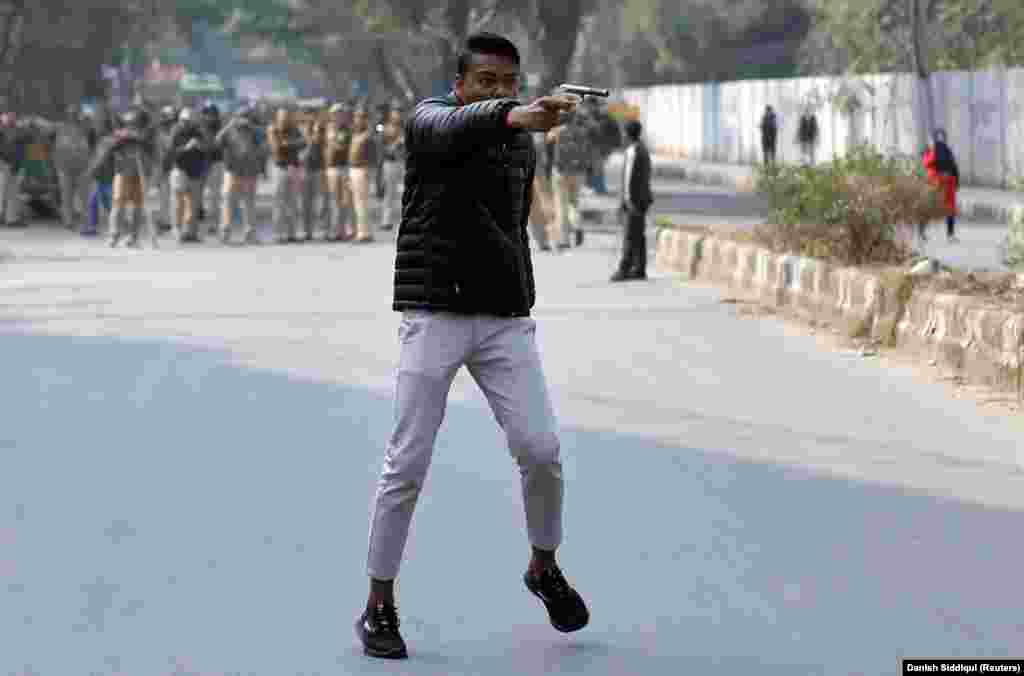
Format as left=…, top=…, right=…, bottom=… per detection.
left=803, top=0, right=1024, bottom=75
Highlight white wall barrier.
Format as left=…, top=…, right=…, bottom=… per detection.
left=620, top=68, right=1024, bottom=189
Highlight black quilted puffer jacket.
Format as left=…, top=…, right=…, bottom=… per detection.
left=392, top=93, right=537, bottom=318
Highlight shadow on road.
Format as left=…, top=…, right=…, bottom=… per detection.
left=1, top=330, right=1020, bottom=675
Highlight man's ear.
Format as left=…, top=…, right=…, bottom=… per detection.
left=454, top=75, right=465, bottom=100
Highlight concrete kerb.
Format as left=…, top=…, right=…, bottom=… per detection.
left=655, top=224, right=1024, bottom=396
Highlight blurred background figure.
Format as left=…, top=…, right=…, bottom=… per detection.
left=348, top=105, right=374, bottom=243
left=797, top=108, right=819, bottom=166
left=377, top=106, right=405, bottom=231
left=921, top=128, right=960, bottom=244
left=611, top=120, right=652, bottom=282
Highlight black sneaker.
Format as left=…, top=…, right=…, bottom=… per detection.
left=524, top=565, right=589, bottom=633
left=355, top=602, right=408, bottom=659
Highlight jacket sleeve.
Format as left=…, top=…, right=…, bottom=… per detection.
left=520, top=142, right=537, bottom=308
left=407, top=97, right=520, bottom=156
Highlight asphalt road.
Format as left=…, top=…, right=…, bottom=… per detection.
left=1, top=205, right=1022, bottom=675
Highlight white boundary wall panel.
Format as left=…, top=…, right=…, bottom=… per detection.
left=972, top=68, right=1007, bottom=187
left=1007, top=69, right=1024, bottom=183
left=615, top=66, right=1023, bottom=186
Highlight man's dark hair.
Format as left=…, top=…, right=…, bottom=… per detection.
left=625, top=120, right=643, bottom=140
left=456, top=32, right=520, bottom=78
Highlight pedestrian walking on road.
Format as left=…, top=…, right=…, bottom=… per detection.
left=797, top=109, right=819, bottom=166
left=357, top=31, right=590, bottom=661
left=611, top=120, right=653, bottom=282
left=922, top=129, right=960, bottom=244
left=760, top=105, right=779, bottom=167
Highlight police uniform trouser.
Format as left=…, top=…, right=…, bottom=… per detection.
left=0, top=161, right=13, bottom=223
left=156, top=170, right=172, bottom=225
left=366, top=311, right=564, bottom=580
left=380, top=160, right=404, bottom=227
left=272, top=164, right=301, bottom=240
left=349, top=166, right=372, bottom=239
left=326, top=166, right=352, bottom=238
left=110, top=174, right=146, bottom=242
left=300, top=168, right=323, bottom=238
left=2, top=163, right=24, bottom=224
left=552, top=168, right=581, bottom=248
left=58, top=168, right=87, bottom=227
left=220, top=171, right=258, bottom=240
left=202, top=161, right=224, bottom=222
left=529, top=174, right=554, bottom=249
left=171, top=168, right=203, bottom=238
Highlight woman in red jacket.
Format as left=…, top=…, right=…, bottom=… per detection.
left=921, top=129, right=960, bottom=244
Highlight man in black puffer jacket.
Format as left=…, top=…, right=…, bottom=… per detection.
left=357, top=32, right=590, bottom=661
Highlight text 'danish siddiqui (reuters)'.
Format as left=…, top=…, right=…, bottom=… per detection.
left=903, top=660, right=1023, bottom=674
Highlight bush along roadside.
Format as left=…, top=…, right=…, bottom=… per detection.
left=1003, top=177, right=1024, bottom=269
left=753, top=144, right=945, bottom=267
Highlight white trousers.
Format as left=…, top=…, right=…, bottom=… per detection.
left=366, top=310, right=564, bottom=580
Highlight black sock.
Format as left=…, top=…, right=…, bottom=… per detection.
left=946, top=216, right=955, bottom=238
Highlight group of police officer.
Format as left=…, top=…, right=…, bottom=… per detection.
left=0, top=93, right=624, bottom=252
left=0, top=99, right=407, bottom=248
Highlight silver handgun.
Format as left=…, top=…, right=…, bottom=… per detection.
left=558, top=84, right=611, bottom=99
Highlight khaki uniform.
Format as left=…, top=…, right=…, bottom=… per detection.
left=325, top=122, right=353, bottom=240
left=299, top=118, right=327, bottom=239
left=217, top=119, right=266, bottom=244
left=268, top=123, right=304, bottom=242
left=378, top=120, right=405, bottom=229
left=548, top=124, right=589, bottom=248
left=349, top=130, right=373, bottom=241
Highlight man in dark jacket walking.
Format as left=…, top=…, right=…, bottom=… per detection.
left=760, top=105, right=779, bottom=166
left=357, top=32, right=589, bottom=661
left=611, top=120, right=653, bottom=282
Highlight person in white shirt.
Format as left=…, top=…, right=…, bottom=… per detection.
left=611, top=120, right=653, bottom=281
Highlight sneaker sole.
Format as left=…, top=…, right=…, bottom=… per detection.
left=524, top=574, right=590, bottom=633
left=353, top=618, right=408, bottom=659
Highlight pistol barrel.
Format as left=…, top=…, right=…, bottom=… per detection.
left=559, top=84, right=610, bottom=98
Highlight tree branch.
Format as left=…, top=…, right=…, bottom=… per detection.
left=469, top=6, right=498, bottom=33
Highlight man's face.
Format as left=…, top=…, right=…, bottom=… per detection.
left=353, top=111, right=368, bottom=132
left=276, top=109, right=291, bottom=127
left=455, top=52, right=521, bottom=104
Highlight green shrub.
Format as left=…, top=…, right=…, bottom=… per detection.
left=754, top=144, right=943, bottom=266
